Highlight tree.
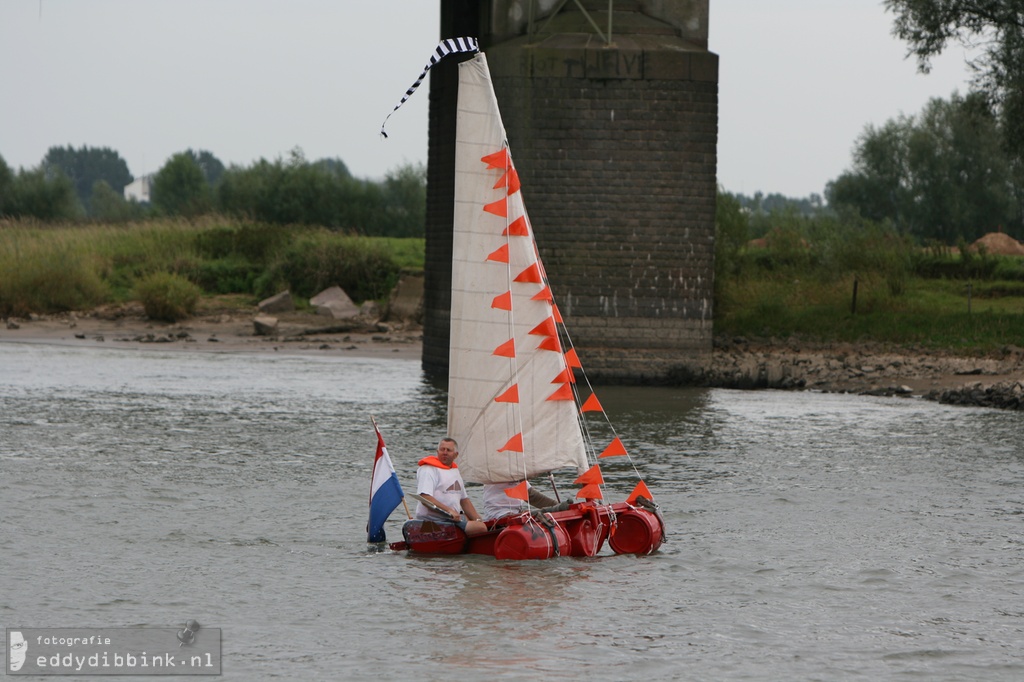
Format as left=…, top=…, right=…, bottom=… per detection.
left=90, top=180, right=147, bottom=223
left=827, top=92, right=1017, bottom=240
left=885, top=0, right=1024, bottom=156
left=828, top=118, right=914, bottom=228
left=380, top=163, right=426, bottom=237
left=905, top=93, right=1013, bottom=240
left=187, top=149, right=226, bottom=186
left=313, top=157, right=351, bottom=179
left=6, top=167, right=81, bottom=220
left=42, top=145, right=133, bottom=212
left=0, top=155, right=13, bottom=216
left=152, top=153, right=212, bottom=217
left=714, top=187, right=748, bottom=292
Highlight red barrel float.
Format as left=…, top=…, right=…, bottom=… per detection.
left=494, top=521, right=570, bottom=560
left=565, top=505, right=603, bottom=557
left=608, top=508, right=664, bottom=555
left=401, top=519, right=467, bottom=554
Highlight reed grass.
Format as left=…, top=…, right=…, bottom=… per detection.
left=0, top=218, right=425, bottom=317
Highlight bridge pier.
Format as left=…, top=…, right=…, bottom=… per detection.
left=424, top=1, right=718, bottom=383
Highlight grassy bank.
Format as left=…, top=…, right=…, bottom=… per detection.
left=717, top=274, right=1024, bottom=351
left=0, top=217, right=424, bottom=319
left=4, top=217, right=1023, bottom=354
left=715, top=238, right=1024, bottom=354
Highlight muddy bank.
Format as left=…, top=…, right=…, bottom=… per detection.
left=705, top=337, right=1024, bottom=410
left=0, top=305, right=422, bottom=360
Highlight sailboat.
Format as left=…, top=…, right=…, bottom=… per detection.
left=381, top=39, right=664, bottom=559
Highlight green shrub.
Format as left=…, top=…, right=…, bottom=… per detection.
left=135, top=272, right=201, bottom=322
left=192, top=225, right=237, bottom=259
left=188, top=257, right=261, bottom=294
left=715, top=188, right=748, bottom=293
left=260, top=231, right=401, bottom=302
left=989, top=257, right=1024, bottom=281
left=193, top=221, right=291, bottom=263
left=0, top=251, right=107, bottom=316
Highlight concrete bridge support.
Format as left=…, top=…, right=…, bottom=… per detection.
left=423, top=1, right=718, bottom=383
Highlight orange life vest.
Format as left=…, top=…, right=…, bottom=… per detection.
left=418, top=456, right=457, bottom=469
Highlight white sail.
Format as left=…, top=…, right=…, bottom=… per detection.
left=448, top=53, right=589, bottom=484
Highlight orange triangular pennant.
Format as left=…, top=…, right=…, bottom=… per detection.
left=503, top=480, right=529, bottom=502
left=498, top=433, right=524, bottom=453
left=531, top=286, right=552, bottom=302
left=495, top=384, right=519, bottom=403
left=481, top=149, right=509, bottom=169
left=506, top=169, right=521, bottom=194
left=486, top=243, right=510, bottom=263
left=547, top=383, right=574, bottom=401
left=493, top=338, right=516, bottom=358
left=599, top=436, right=628, bottom=458
left=484, top=197, right=508, bottom=217
left=491, top=291, right=512, bottom=311
left=503, top=216, right=529, bottom=236
left=552, top=304, right=563, bottom=324
left=536, top=336, right=562, bottom=352
left=513, top=263, right=542, bottom=283
left=580, top=393, right=603, bottom=413
left=529, top=317, right=557, bottom=337
left=565, top=348, right=582, bottom=368
left=577, top=483, right=603, bottom=501
left=626, top=480, right=654, bottom=504
left=551, top=368, right=575, bottom=384
left=493, top=168, right=521, bottom=195
left=574, top=464, right=605, bottom=485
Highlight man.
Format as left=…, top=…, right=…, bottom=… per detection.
left=415, top=437, right=488, bottom=536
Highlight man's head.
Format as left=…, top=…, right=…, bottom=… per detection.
left=436, top=437, right=459, bottom=467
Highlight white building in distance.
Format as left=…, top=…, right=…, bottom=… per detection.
left=123, top=174, right=153, bottom=202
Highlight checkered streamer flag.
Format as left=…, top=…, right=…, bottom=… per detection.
left=380, top=36, right=479, bottom=138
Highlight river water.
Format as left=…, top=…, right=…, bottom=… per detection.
left=1, top=343, right=1022, bottom=681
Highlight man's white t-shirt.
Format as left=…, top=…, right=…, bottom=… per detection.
left=416, top=465, right=468, bottom=520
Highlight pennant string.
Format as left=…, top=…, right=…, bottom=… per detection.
left=380, top=37, right=479, bottom=138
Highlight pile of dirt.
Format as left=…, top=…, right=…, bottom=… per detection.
left=973, top=232, right=1024, bottom=256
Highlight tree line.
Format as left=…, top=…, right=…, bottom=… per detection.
left=0, top=145, right=426, bottom=238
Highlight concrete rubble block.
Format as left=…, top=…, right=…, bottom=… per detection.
left=310, top=286, right=360, bottom=320
left=385, top=272, right=424, bottom=324
left=360, top=300, right=381, bottom=319
left=258, top=290, right=294, bottom=314
left=253, top=315, right=278, bottom=336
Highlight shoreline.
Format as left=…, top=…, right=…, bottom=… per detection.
left=4, top=309, right=1022, bottom=409
left=706, top=337, right=1024, bottom=409
left=0, top=308, right=422, bottom=361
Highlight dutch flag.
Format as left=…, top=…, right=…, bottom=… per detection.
left=367, top=419, right=405, bottom=543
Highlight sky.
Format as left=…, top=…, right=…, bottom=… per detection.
left=0, top=1, right=979, bottom=199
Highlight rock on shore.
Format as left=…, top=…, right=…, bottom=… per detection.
left=926, top=380, right=1024, bottom=410
left=705, top=337, right=1024, bottom=410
